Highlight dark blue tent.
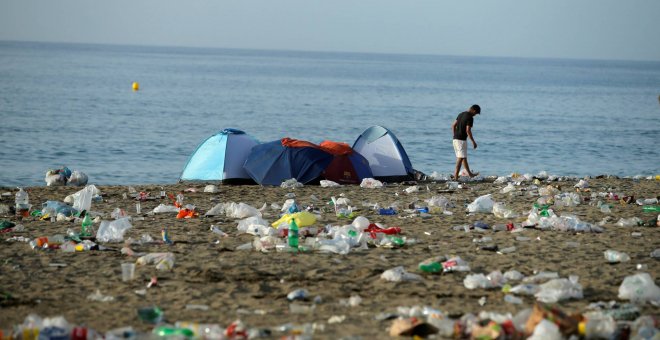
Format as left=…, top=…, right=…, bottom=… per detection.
left=243, top=139, right=334, bottom=186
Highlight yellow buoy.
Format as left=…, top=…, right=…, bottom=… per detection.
left=132, top=82, right=140, bottom=91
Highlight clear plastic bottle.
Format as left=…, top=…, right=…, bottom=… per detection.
left=15, top=187, right=30, bottom=216
left=603, top=249, right=630, bottom=263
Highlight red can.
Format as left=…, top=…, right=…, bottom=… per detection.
left=71, top=327, right=88, bottom=340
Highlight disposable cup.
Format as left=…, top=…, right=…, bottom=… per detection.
left=121, top=263, right=136, bottom=282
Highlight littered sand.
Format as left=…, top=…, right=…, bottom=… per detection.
left=0, top=177, right=658, bottom=337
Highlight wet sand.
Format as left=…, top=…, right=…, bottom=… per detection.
left=0, top=177, right=658, bottom=337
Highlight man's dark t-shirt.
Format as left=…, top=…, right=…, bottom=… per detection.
left=453, top=111, right=473, bottom=140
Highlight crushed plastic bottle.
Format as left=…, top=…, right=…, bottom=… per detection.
left=603, top=249, right=631, bottom=263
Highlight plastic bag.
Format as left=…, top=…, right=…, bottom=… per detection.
left=226, top=202, right=261, bottom=219
left=618, top=273, right=660, bottom=303
left=110, top=208, right=128, bottom=219
left=152, top=204, right=179, bottom=214
left=271, top=211, right=317, bottom=228
left=204, top=203, right=227, bottom=216
left=280, top=178, right=303, bottom=189
left=425, top=195, right=449, bottom=208
left=381, top=266, right=423, bottom=282
left=96, top=217, right=132, bottom=242
left=320, top=180, right=341, bottom=187
left=360, top=178, right=383, bottom=188
left=492, top=202, right=518, bottom=218
left=45, top=173, right=67, bottom=186
left=72, top=185, right=100, bottom=212
left=535, top=276, right=583, bottom=303
left=67, top=171, right=88, bottom=186
left=463, top=270, right=505, bottom=289
left=467, top=194, right=494, bottom=213
left=501, top=183, right=516, bottom=194
left=236, top=216, right=272, bottom=236
left=136, top=252, right=175, bottom=270
left=203, top=185, right=218, bottom=193
left=528, top=319, right=562, bottom=340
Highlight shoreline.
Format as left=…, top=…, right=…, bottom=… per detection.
left=0, top=177, right=658, bottom=337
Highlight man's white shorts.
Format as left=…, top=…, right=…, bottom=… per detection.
left=453, top=139, right=467, bottom=158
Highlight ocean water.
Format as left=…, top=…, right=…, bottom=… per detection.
left=1, top=41, right=659, bottom=186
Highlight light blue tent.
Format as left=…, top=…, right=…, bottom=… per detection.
left=180, top=128, right=259, bottom=184
left=353, top=126, right=415, bottom=182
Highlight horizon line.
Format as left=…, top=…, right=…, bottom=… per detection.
left=2, top=38, right=660, bottom=64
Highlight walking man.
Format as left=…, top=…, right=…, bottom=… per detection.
left=451, top=104, right=480, bottom=179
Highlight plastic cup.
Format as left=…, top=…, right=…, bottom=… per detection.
left=121, top=263, right=136, bottom=282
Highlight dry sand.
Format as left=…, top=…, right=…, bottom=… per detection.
left=0, top=177, right=658, bottom=337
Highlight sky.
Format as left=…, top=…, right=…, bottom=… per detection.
left=1, top=0, right=660, bottom=61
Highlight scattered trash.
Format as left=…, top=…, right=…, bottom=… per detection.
left=320, top=180, right=341, bottom=187
left=603, top=249, right=631, bottom=263
left=96, top=217, right=132, bottom=242
left=618, top=272, right=660, bottom=303
left=280, top=178, right=303, bottom=189
left=359, top=178, right=383, bottom=188
left=287, top=289, right=310, bottom=301
left=467, top=194, right=494, bottom=213
left=87, top=289, right=115, bottom=302
left=136, top=253, right=175, bottom=271
left=203, top=185, right=218, bottom=193
left=381, top=266, right=423, bottom=282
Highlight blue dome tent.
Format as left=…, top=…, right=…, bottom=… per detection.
left=243, top=138, right=334, bottom=186
left=180, top=128, right=259, bottom=184
left=352, top=126, right=415, bottom=182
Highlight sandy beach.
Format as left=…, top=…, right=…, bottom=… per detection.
left=0, top=176, right=658, bottom=338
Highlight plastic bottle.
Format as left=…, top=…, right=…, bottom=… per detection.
left=152, top=326, right=194, bottom=338
left=578, top=314, right=616, bottom=339
left=81, top=213, right=92, bottom=237
left=174, top=322, right=224, bottom=338
left=378, top=207, right=397, bottom=215
left=604, top=249, right=631, bottom=263
left=642, top=205, right=660, bottom=212
left=15, top=187, right=30, bottom=216
left=418, top=261, right=442, bottom=273
left=288, top=219, right=299, bottom=249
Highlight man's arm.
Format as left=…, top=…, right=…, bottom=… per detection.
left=451, top=120, right=457, bottom=135
left=466, top=126, right=477, bottom=149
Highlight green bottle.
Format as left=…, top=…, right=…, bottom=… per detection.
left=418, top=261, right=442, bottom=273
left=81, top=213, right=92, bottom=237
left=642, top=206, right=660, bottom=212
left=288, top=219, right=299, bottom=249
left=152, top=326, right=194, bottom=338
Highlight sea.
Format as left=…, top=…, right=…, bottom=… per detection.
left=1, top=41, right=659, bottom=187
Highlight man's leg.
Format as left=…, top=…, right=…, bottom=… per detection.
left=454, top=158, right=463, bottom=179
left=461, top=158, right=479, bottom=177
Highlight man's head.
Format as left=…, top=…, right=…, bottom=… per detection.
left=469, top=104, right=481, bottom=115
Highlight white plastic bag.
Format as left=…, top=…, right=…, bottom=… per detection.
left=45, top=173, right=66, bottom=186
left=320, top=180, right=341, bottom=187
left=380, top=266, right=423, bottom=282
left=360, top=178, right=383, bottom=188
left=236, top=216, right=272, bottom=236
left=280, top=178, right=303, bottom=189
left=67, top=171, right=88, bottom=186
left=492, top=202, right=518, bottom=218
left=152, top=204, right=179, bottom=214
left=203, top=185, right=218, bottom=193
left=72, top=185, right=100, bottom=212
left=226, top=202, right=261, bottom=218
left=96, top=217, right=132, bottom=242
left=467, top=194, right=494, bottom=213
left=136, top=252, right=175, bottom=270
left=618, top=273, right=660, bottom=303
left=528, top=319, right=562, bottom=340
left=535, top=276, right=583, bottom=303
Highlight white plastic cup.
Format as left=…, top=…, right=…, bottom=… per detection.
left=121, top=263, right=136, bottom=282
left=136, top=202, right=141, bottom=214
